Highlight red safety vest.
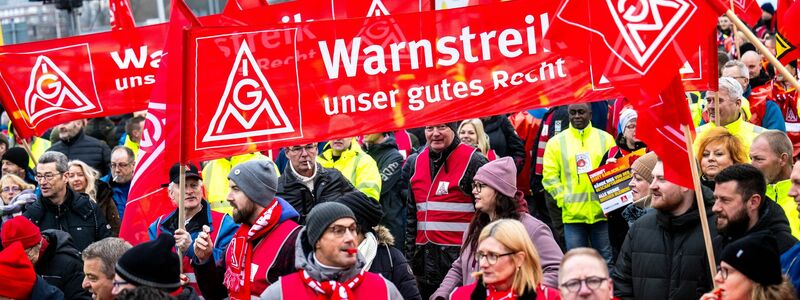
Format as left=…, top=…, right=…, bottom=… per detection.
left=225, top=220, right=301, bottom=296
left=773, top=83, right=800, bottom=156
left=279, top=271, right=389, bottom=300
left=411, top=144, right=475, bottom=246
left=395, top=130, right=413, bottom=161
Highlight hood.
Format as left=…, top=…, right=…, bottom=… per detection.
left=481, top=116, right=503, bottom=133
left=38, top=229, right=81, bottom=267
left=294, top=227, right=366, bottom=282
left=364, top=137, right=399, bottom=154
left=373, top=225, right=395, bottom=246
left=277, top=197, right=300, bottom=223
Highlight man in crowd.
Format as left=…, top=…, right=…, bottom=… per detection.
left=101, top=146, right=135, bottom=221
left=113, top=234, right=199, bottom=298
left=82, top=238, right=132, bottom=300
left=558, top=248, right=614, bottom=300
left=202, top=152, right=269, bottom=215
left=721, top=60, right=784, bottom=131
left=276, top=143, right=360, bottom=223
left=782, top=161, right=800, bottom=297
left=318, top=137, right=382, bottom=201
left=1, top=147, right=36, bottom=184
left=698, top=77, right=766, bottom=155
left=0, top=242, right=63, bottom=299
left=48, top=119, right=112, bottom=176
left=543, top=103, right=615, bottom=262
left=1, top=215, right=90, bottom=299
left=24, top=151, right=111, bottom=251
left=363, top=132, right=407, bottom=246
left=771, top=61, right=799, bottom=156
left=193, top=160, right=302, bottom=299
left=712, top=164, right=796, bottom=253
left=122, top=116, right=145, bottom=156
left=148, top=163, right=238, bottom=292
left=749, top=131, right=800, bottom=238
left=613, top=159, right=717, bottom=299
left=401, top=122, right=487, bottom=298
left=261, top=202, right=404, bottom=299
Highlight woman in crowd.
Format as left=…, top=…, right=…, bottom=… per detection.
left=701, top=234, right=797, bottom=300
left=696, top=127, right=748, bottom=190
left=0, top=174, right=35, bottom=221
left=433, top=157, right=563, bottom=299
left=459, top=119, right=496, bottom=160
left=600, top=108, right=646, bottom=165
left=67, top=160, right=121, bottom=235
left=449, top=219, right=561, bottom=299
left=608, top=151, right=659, bottom=261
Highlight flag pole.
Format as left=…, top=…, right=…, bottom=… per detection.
left=177, top=165, right=186, bottom=272
left=9, top=125, right=36, bottom=169
left=683, top=125, right=718, bottom=287
left=726, top=11, right=800, bottom=91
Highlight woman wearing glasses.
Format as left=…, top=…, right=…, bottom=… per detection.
left=67, top=160, right=121, bottom=236
left=0, top=174, right=35, bottom=221
left=432, top=157, right=563, bottom=299
left=450, top=219, right=560, bottom=299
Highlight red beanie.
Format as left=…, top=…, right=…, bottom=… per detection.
left=0, top=242, right=36, bottom=299
left=1, top=216, right=42, bottom=249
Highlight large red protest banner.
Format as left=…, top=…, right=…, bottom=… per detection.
left=180, top=0, right=718, bottom=162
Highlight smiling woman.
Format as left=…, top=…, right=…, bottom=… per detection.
left=696, top=127, right=748, bottom=189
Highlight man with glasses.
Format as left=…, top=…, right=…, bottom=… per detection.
left=100, top=146, right=135, bottom=221
left=23, top=151, right=111, bottom=251
left=697, top=77, right=766, bottom=155
left=82, top=238, right=132, bottom=300
left=276, top=143, right=361, bottom=223
left=262, top=202, right=403, bottom=299
left=558, top=248, right=614, bottom=300
left=48, top=119, right=112, bottom=176
left=720, top=60, right=784, bottom=131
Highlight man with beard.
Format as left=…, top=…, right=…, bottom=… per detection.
left=192, top=160, right=301, bottom=299
left=712, top=164, right=796, bottom=253
left=148, top=163, right=238, bottom=295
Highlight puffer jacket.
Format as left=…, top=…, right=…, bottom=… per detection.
left=94, top=180, right=121, bottom=236
left=365, top=137, right=407, bottom=247
left=24, top=188, right=112, bottom=252
left=36, top=230, right=91, bottom=300
left=481, top=115, right=526, bottom=172
left=367, top=226, right=422, bottom=300
left=47, top=130, right=111, bottom=177
left=276, top=163, right=361, bottom=224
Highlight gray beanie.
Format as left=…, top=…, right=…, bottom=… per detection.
left=228, top=160, right=278, bottom=207
left=306, top=202, right=356, bottom=247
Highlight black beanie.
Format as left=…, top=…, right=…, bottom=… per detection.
left=446, top=122, right=459, bottom=134
left=305, top=202, right=356, bottom=248
left=721, top=234, right=782, bottom=286
left=1, top=148, right=29, bottom=171
left=115, top=234, right=181, bottom=291
left=335, top=192, right=383, bottom=233
left=761, top=3, right=775, bottom=15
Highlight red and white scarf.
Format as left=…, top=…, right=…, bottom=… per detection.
left=486, top=284, right=518, bottom=300
left=300, top=268, right=366, bottom=300
left=224, top=199, right=282, bottom=300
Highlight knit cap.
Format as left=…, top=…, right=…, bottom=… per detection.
left=617, top=108, right=637, bottom=134
left=721, top=234, right=782, bottom=286
left=335, top=192, right=384, bottom=233
left=306, top=202, right=356, bottom=247
left=473, top=157, right=518, bottom=197
left=631, top=152, right=658, bottom=183
left=1, top=215, right=42, bottom=249
left=1, top=147, right=30, bottom=171
left=115, top=234, right=181, bottom=291
left=0, top=242, right=36, bottom=299
left=761, top=3, right=775, bottom=15
left=229, top=160, right=278, bottom=207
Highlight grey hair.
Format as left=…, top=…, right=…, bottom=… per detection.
left=38, top=151, right=69, bottom=173
left=718, top=76, right=743, bottom=100
left=723, top=60, right=749, bottom=79
left=756, top=130, right=794, bottom=165
left=111, top=146, right=135, bottom=163
left=81, top=238, right=132, bottom=279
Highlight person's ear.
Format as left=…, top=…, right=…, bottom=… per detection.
left=514, top=251, right=525, bottom=268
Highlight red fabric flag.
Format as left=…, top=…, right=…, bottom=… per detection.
left=727, top=0, right=763, bottom=27
left=777, top=0, right=800, bottom=65
left=119, top=1, right=201, bottom=245
left=109, top=0, right=136, bottom=31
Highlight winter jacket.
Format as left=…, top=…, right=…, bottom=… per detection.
left=433, top=214, right=563, bottom=299
left=767, top=179, right=800, bottom=239
left=367, top=226, right=422, bottom=300
left=482, top=115, right=526, bottom=172
left=714, top=195, right=797, bottom=255
left=400, top=140, right=488, bottom=286
left=99, top=175, right=130, bottom=220
left=612, top=191, right=718, bottom=300
left=450, top=280, right=561, bottom=300
left=780, top=242, right=800, bottom=299
left=600, top=138, right=647, bottom=261
left=24, top=188, right=112, bottom=252
left=277, top=163, right=361, bottom=223
left=695, top=114, right=765, bottom=159
left=48, top=130, right=111, bottom=177
left=29, top=276, right=65, bottom=300
left=318, top=138, right=383, bottom=201
left=36, top=230, right=91, bottom=300
left=260, top=227, right=404, bottom=300
left=365, top=137, right=407, bottom=247
left=94, top=180, right=121, bottom=236
left=542, top=124, right=615, bottom=224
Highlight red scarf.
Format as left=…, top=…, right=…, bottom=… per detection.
left=299, top=269, right=366, bottom=300
left=486, top=284, right=518, bottom=300
left=224, top=199, right=283, bottom=300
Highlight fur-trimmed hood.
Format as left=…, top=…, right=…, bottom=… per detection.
left=373, top=225, right=395, bottom=246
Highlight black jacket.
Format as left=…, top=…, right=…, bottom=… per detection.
left=48, top=130, right=111, bottom=176
left=481, top=115, right=525, bottom=172
left=400, top=140, right=488, bottom=286
left=368, top=226, right=421, bottom=300
left=715, top=197, right=797, bottom=255
left=365, top=137, right=407, bottom=247
left=276, top=163, right=360, bottom=224
left=24, top=188, right=112, bottom=252
left=36, top=230, right=91, bottom=300
left=30, top=276, right=65, bottom=300
left=612, top=192, right=718, bottom=300
left=95, top=180, right=121, bottom=236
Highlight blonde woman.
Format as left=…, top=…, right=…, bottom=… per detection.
left=68, top=160, right=121, bottom=235
left=450, top=219, right=560, bottom=299
left=0, top=174, right=35, bottom=220
left=459, top=119, right=496, bottom=160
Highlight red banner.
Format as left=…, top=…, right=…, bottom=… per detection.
left=109, top=0, right=137, bottom=31
left=179, top=0, right=718, bottom=162
left=727, top=0, right=763, bottom=27
left=777, top=0, right=799, bottom=65
left=224, top=0, right=432, bottom=20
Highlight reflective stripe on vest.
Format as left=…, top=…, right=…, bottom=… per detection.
left=226, top=220, right=300, bottom=296
left=279, top=270, right=389, bottom=300
left=395, top=130, right=413, bottom=161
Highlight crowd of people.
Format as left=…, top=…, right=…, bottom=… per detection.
left=0, top=4, right=797, bottom=300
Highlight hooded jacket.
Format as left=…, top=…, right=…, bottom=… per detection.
left=24, top=188, right=111, bottom=252
left=277, top=163, right=361, bottom=224
left=36, top=230, right=91, bottom=300
left=714, top=195, right=797, bottom=254
left=48, top=130, right=111, bottom=177
left=365, top=137, right=407, bottom=246
left=366, top=226, right=422, bottom=300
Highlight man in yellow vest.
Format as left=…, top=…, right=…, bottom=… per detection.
left=7, top=124, right=50, bottom=169
left=122, top=116, right=145, bottom=158
left=202, top=152, right=272, bottom=215
left=317, top=138, right=382, bottom=201
left=696, top=77, right=766, bottom=156
left=749, top=131, right=800, bottom=238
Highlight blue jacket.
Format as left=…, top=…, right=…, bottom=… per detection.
left=762, top=101, right=787, bottom=132
left=781, top=242, right=800, bottom=299
left=30, top=276, right=65, bottom=299
left=148, top=200, right=239, bottom=264
left=100, top=174, right=130, bottom=220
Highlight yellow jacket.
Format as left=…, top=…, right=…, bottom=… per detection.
left=27, top=137, right=50, bottom=169
left=542, top=124, right=615, bottom=224
left=318, top=138, right=382, bottom=201
left=694, top=114, right=765, bottom=159
left=767, top=179, right=800, bottom=239
left=202, top=152, right=276, bottom=215
left=123, top=135, right=140, bottom=159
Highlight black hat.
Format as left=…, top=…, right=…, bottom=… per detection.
left=1, top=148, right=29, bottom=171
left=721, top=234, right=782, bottom=286
left=162, top=163, right=202, bottom=187
left=761, top=3, right=775, bottom=15
left=115, top=234, right=181, bottom=291
left=335, top=192, right=383, bottom=233
left=306, top=202, right=356, bottom=248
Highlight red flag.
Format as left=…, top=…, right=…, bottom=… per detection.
left=120, top=1, right=201, bottom=245
left=726, top=0, right=763, bottom=27
left=629, top=75, right=695, bottom=189
left=109, top=0, right=136, bottom=31
left=777, top=0, right=800, bottom=65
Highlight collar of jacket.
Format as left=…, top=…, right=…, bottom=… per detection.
left=566, top=122, right=595, bottom=139
left=293, top=227, right=365, bottom=282
left=656, top=185, right=714, bottom=231
left=60, top=129, right=86, bottom=145
left=44, top=188, right=94, bottom=219
left=468, top=279, right=537, bottom=300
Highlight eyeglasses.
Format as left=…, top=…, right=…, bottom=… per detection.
left=1, top=186, right=21, bottom=193
left=560, top=276, right=608, bottom=293
left=327, top=224, right=358, bottom=237
left=717, top=266, right=729, bottom=281
left=472, top=182, right=488, bottom=193
left=35, top=172, right=62, bottom=182
left=287, top=144, right=317, bottom=154
left=475, top=251, right=514, bottom=265
left=109, top=162, right=133, bottom=169
left=112, top=279, right=129, bottom=289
